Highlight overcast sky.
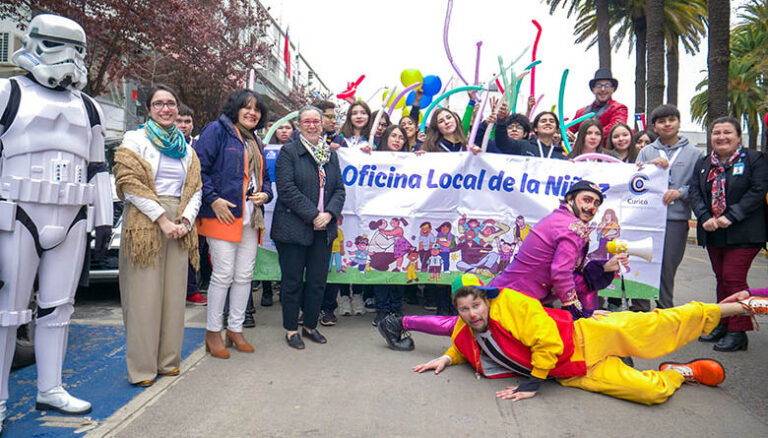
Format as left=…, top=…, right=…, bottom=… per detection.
left=261, top=0, right=747, bottom=132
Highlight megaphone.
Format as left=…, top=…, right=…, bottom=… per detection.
left=606, top=237, right=653, bottom=274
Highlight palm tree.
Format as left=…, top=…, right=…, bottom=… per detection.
left=644, top=0, right=664, bottom=119
left=545, top=0, right=614, bottom=69
left=662, top=1, right=707, bottom=105
left=691, top=1, right=768, bottom=150
left=573, top=0, right=707, bottom=118
left=707, top=0, right=730, bottom=144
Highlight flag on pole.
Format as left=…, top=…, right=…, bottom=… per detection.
left=283, top=27, right=291, bottom=78
left=634, top=113, right=646, bottom=131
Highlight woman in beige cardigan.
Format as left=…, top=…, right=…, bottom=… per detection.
left=113, top=84, right=202, bottom=387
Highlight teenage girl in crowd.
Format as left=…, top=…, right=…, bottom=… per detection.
left=333, top=101, right=372, bottom=150
left=568, top=119, right=606, bottom=158
left=633, top=129, right=658, bottom=152
left=398, top=88, right=425, bottom=150
left=371, top=110, right=391, bottom=146
left=607, top=123, right=638, bottom=163
left=417, top=108, right=467, bottom=153
left=274, top=120, right=295, bottom=145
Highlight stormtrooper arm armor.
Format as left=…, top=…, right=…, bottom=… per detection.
left=85, top=97, right=113, bottom=228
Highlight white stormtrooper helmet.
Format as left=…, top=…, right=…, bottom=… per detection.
left=11, top=14, right=88, bottom=90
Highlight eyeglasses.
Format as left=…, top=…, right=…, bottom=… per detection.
left=301, top=119, right=322, bottom=126
left=151, top=101, right=178, bottom=110
left=593, top=84, right=614, bottom=90
left=508, top=124, right=524, bottom=130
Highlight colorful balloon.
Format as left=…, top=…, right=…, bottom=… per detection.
left=337, top=75, right=365, bottom=100
left=400, top=69, right=423, bottom=87
left=443, top=0, right=469, bottom=85
left=474, top=41, right=483, bottom=86
left=422, top=75, right=442, bottom=95
left=263, top=111, right=299, bottom=144
left=557, top=69, right=572, bottom=154
left=420, top=85, right=484, bottom=130
left=467, top=89, right=490, bottom=150
left=387, top=82, right=421, bottom=116
left=530, top=20, right=542, bottom=96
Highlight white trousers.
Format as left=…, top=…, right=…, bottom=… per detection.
left=206, top=226, right=258, bottom=332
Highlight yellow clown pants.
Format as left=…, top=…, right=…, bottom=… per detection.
left=559, top=302, right=721, bottom=405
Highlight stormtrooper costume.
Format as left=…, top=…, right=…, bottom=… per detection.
left=0, top=14, right=112, bottom=427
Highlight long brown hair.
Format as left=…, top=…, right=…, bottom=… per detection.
left=379, top=125, right=410, bottom=151
left=568, top=118, right=605, bottom=158
left=606, top=123, right=638, bottom=163
left=421, top=108, right=467, bottom=152
left=340, top=101, right=372, bottom=139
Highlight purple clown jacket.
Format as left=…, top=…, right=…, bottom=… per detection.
left=489, top=204, right=614, bottom=311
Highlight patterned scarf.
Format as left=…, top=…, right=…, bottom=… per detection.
left=235, top=122, right=266, bottom=232
left=299, top=134, right=331, bottom=167
left=141, top=118, right=187, bottom=159
left=707, top=149, right=741, bottom=218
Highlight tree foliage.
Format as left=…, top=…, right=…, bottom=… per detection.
left=691, top=0, right=767, bottom=149
left=0, top=0, right=274, bottom=125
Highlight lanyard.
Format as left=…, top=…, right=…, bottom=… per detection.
left=659, top=147, right=681, bottom=185
left=537, top=140, right=555, bottom=159
left=659, top=147, right=681, bottom=167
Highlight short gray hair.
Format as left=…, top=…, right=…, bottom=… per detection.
left=298, top=105, right=322, bottom=121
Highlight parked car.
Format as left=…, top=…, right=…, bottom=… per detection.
left=84, top=136, right=122, bottom=284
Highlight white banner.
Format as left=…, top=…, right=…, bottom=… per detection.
left=255, top=148, right=669, bottom=299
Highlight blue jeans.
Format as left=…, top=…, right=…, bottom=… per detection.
left=328, top=252, right=343, bottom=272
left=374, top=284, right=404, bottom=314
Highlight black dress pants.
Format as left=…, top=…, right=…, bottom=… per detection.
left=276, top=231, right=331, bottom=331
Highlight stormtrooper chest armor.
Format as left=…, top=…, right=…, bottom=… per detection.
left=0, top=76, right=94, bottom=205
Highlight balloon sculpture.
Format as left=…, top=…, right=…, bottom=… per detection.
left=337, top=74, right=365, bottom=101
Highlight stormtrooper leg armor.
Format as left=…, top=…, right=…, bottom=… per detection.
left=0, top=202, right=91, bottom=415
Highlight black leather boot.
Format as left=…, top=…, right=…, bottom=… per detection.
left=713, top=331, right=748, bottom=352
left=699, top=323, right=727, bottom=343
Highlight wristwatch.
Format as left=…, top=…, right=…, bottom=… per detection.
left=183, top=220, right=193, bottom=232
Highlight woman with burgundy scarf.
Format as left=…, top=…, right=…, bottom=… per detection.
left=689, top=116, right=768, bottom=352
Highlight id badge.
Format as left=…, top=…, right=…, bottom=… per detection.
left=733, top=163, right=745, bottom=176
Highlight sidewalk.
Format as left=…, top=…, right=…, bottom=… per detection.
left=8, top=244, right=768, bottom=437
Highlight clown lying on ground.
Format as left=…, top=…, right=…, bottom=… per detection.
left=380, top=274, right=767, bottom=405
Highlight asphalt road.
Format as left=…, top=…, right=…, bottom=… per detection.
left=74, top=244, right=768, bottom=438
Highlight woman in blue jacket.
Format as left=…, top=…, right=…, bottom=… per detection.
left=193, top=90, right=272, bottom=358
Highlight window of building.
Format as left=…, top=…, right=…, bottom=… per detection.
left=0, top=33, right=9, bottom=63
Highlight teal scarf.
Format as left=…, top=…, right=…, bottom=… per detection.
left=141, top=119, right=187, bottom=159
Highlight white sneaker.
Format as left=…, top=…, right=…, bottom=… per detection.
left=36, top=386, right=92, bottom=415
left=351, top=294, right=366, bottom=315
left=339, top=295, right=352, bottom=316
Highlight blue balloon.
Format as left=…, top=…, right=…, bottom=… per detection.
left=405, top=91, right=415, bottom=106
left=419, top=94, right=433, bottom=107
left=422, top=75, right=442, bottom=95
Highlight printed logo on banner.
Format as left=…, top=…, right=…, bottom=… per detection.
left=628, top=173, right=649, bottom=195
